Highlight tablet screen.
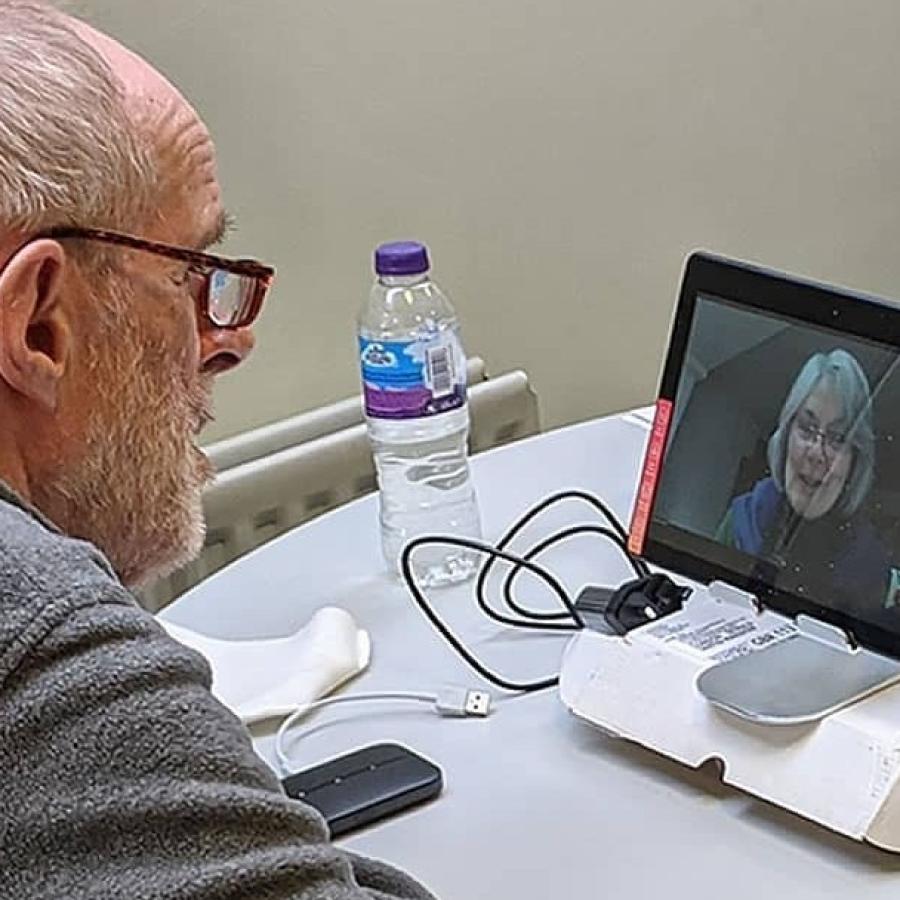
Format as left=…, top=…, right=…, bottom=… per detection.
left=638, top=258, right=900, bottom=653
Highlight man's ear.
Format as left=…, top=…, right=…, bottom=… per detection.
left=0, top=239, right=70, bottom=411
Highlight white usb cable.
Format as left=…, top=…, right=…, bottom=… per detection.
left=275, top=687, right=491, bottom=776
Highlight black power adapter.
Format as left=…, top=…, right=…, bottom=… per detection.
left=575, top=573, right=691, bottom=635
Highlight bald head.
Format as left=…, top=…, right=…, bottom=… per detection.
left=67, top=17, right=192, bottom=114
left=66, top=16, right=223, bottom=248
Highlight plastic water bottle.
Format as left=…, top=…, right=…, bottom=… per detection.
left=357, top=241, right=482, bottom=587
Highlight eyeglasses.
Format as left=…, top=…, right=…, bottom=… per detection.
left=43, top=227, right=275, bottom=329
left=792, top=417, right=848, bottom=457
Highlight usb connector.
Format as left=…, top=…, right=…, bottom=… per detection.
left=463, top=690, right=491, bottom=716
left=435, top=687, right=492, bottom=718
left=276, top=687, right=494, bottom=774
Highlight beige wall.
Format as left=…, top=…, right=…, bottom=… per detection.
left=76, top=0, right=900, bottom=441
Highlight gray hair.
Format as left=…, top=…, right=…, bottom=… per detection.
left=0, top=1, right=155, bottom=234
left=767, top=349, right=875, bottom=517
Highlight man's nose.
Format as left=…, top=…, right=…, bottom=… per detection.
left=198, top=324, right=256, bottom=375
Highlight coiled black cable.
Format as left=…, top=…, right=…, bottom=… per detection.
left=399, top=489, right=646, bottom=693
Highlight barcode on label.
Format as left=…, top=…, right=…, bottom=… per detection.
left=426, top=345, right=454, bottom=397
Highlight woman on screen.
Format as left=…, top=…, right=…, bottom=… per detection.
left=716, top=349, right=896, bottom=617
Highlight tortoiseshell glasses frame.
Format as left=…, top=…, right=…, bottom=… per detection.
left=44, top=227, right=275, bottom=329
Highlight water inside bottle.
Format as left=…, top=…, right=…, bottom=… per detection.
left=373, top=415, right=482, bottom=587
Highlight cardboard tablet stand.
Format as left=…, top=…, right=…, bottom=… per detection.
left=559, top=580, right=900, bottom=852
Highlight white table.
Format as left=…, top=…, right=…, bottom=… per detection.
left=163, top=409, right=900, bottom=899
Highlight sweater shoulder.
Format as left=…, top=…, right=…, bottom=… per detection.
left=0, top=497, right=133, bottom=685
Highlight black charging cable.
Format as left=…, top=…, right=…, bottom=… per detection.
left=401, top=535, right=579, bottom=692
left=497, top=525, right=646, bottom=624
left=479, top=489, right=649, bottom=628
left=399, top=489, right=653, bottom=693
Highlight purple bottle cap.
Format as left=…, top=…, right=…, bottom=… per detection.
left=374, top=241, right=430, bottom=276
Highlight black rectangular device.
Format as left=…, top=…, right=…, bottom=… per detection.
left=629, top=251, right=900, bottom=659
left=281, top=742, right=443, bottom=838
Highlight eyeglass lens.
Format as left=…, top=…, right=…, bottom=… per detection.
left=796, top=421, right=846, bottom=454
left=207, top=269, right=257, bottom=327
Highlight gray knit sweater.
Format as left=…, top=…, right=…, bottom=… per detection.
left=0, top=486, right=436, bottom=900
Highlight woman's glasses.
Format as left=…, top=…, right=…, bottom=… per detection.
left=44, top=227, right=275, bottom=329
left=792, top=416, right=848, bottom=457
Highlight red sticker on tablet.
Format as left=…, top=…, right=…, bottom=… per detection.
left=628, top=399, right=673, bottom=556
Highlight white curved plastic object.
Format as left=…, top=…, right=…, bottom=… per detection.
left=161, top=607, right=371, bottom=724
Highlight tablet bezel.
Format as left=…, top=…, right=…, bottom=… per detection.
left=636, top=251, right=900, bottom=659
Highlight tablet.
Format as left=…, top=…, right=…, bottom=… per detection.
left=630, top=251, right=900, bottom=660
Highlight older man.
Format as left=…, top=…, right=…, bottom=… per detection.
left=0, top=2, right=434, bottom=897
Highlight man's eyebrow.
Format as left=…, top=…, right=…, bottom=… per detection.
left=198, top=210, right=235, bottom=250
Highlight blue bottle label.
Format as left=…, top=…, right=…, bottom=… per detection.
left=359, top=331, right=466, bottom=419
